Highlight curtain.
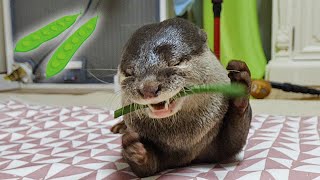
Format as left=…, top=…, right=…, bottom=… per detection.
left=203, top=0, right=267, bottom=80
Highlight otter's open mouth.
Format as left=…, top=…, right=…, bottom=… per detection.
left=146, top=98, right=183, bottom=119
left=148, top=99, right=175, bottom=111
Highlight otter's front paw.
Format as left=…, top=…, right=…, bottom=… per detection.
left=111, top=121, right=127, bottom=134
left=122, top=131, right=148, bottom=165
left=122, top=131, right=158, bottom=177
left=227, top=60, right=251, bottom=113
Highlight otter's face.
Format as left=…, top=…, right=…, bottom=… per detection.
left=119, top=56, right=189, bottom=119
left=118, top=18, right=208, bottom=119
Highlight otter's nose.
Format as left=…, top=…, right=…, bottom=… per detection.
left=139, top=82, right=161, bottom=99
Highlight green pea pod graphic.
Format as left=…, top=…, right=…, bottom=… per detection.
left=46, top=16, right=99, bottom=78
left=15, top=13, right=81, bottom=52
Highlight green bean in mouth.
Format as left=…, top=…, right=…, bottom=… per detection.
left=114, top=83, right=246, bottom=118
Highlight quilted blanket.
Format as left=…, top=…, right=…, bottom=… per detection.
left=0, top=100, right=319, bottom=180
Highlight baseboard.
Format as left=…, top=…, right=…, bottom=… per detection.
left=0, top=73, right=118, bottom=94
left=0, top=74, right=20, bottom=91
left=266, top=60, right=320, bottom=86
left=19, top=83, right=115, bottom=94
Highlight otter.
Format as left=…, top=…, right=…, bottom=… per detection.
left=111, top=18, right=252, bottom=178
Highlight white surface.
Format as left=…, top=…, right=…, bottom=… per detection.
left=0, top=92, right=122, bottom=110
left=266, top=59, right=320, bottom=85
left=159, top=0, right=168, bottom=22
left=65, top=61, right=83, bottom=69
left=268, top=0, right=320, bottom=86
left=19, top=83, right=115, bottom=94
left=293, top=0, right=320, bottom=60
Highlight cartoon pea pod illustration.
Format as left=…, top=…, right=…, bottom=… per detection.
left=46, top=16, right=99, bottom=78
left=15, top=14, right=81, bottom=52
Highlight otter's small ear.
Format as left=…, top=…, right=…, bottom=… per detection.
left=199, top=29, right=208, bottom=43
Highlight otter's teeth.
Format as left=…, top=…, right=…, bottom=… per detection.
left=147, top=104, right=155, bottom=111
left=165, top=100, right=169, bottom=110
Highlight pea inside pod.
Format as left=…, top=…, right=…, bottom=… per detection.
left=15, top=13, right=81, bottom=53
left=46, top=16, right=99, bottom=78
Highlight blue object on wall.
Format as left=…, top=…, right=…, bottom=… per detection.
left=173, top=0, right=195, bottom=16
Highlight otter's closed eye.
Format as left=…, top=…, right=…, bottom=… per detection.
left=171, top=60, right=182, bottom=66
left=171, top=56, right=189, bottom=66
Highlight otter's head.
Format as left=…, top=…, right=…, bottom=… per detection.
left=118, top=18, right=223, bottom=119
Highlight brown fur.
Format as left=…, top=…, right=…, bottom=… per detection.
left=112, top=18, right=252, bottom=177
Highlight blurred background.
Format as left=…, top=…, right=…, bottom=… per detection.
left=0, top=0, right=319, bottom=105
left=0, top=2, right=319, bottom=179
left=1, top=0, right=271, bottom=83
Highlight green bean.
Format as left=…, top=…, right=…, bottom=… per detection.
left=114, top=83, right=246, bottom=118
left=15, top=13, right=81, bottom=52
left=45, top=16, right=99, bottom=78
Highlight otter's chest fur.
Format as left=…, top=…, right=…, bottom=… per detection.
left=125, top=94, right=229, bottom=151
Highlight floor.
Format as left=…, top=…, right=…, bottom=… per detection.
left=0, top=88, right=319, bottom=116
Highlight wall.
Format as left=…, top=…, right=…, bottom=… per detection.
left=257, top=0, right=272, bottom=61
left=11, top=0, right=160, bottom=83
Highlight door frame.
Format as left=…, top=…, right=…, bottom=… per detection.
left=0, top=0, right=19, bottom=91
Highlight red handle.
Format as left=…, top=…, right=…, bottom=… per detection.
left=214, top=17, right=220, bottom=60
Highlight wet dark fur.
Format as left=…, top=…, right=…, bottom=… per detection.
left=113, top=18, right=252, bottom=177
